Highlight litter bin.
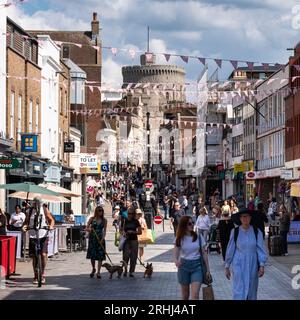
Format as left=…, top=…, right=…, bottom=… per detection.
left=0, top=236, right=17, bottom=279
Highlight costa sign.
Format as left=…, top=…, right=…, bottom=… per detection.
left=246, top=171, right=257, bottom=180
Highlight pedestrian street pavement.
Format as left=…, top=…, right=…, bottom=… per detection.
left=0, top=208, right=299, bottom=300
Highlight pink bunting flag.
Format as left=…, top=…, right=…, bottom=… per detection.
left=129, top=49, right=136, bottom=59
left=93, top=46, right=100, bottom=52
left=111, top=47, right=117, bottom=55
left=74, top=43, right=82, bottom=48
left=146, top=53, right=153, bottom=62
left=22, top=35, right=30, bottom=40
left=230, top=60, right=238, bottom=69
left=55, top=41, right=63, bottom=46
left=280, top=79, right=288, bottom=85
left=181, top=56, right=189, bottom=63
left=164, top=54, right=171, bottom=62
left=247, top=62, right=254, bottom=70
left=267, top=78, right=276, bottom=85
left=292, top=76, right=298, bottom=82
left=126, top=83, right=133, bottom=90
left=184, top=121, right=187, bottom=126
left=262, top=63, right=269, bottom=71
left=215, top=59, right=222, bottom=68
left=198, top=57, right=206, bottom=65
left=293, top=65, right=300, bottom=72
left=223, top=124, right=226, bottom=129
left=97, top=87, right=102, bottom=93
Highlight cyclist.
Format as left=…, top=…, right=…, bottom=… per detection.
left=23, top=197, right=55, bottom=284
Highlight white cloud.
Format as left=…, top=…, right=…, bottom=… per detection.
left=102, top=58, right=123, bottom=86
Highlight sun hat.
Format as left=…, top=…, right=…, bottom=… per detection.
left=231, top=207, right=260, bottom=226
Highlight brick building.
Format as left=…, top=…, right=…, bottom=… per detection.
left=286, top=42, right=300, bottom=179
left=28, top=12, right=102, bottom=154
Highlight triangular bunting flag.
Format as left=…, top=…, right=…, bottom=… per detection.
left=93, top=46, right=100, bottom=52
left=146, top=53, right=153, bottom=62
left=129, top=49, right=136, bottom=59
left=74, top=43, right=82, bottom=48
left=111, top=47, right=118, bottom=55
left=230, top=60, right=238, bottom=69
left=247, top=62, right=254, bottom=70
left=164, top=54, right=171, bottom=62
left=292, top=76, right=298, bottom=82
left=181, top=55, right=189, bottom=63
left=198, top=57, right=206, bottom=65
left=215, top=59, right=222, bottom=68
left=262, top=63, right=269, bottom=71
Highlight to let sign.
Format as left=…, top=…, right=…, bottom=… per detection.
left=0, top=158, right=21, bottom=169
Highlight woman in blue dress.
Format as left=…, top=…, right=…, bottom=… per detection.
left=86, top=206, right=107, bottom=279
left=225, top=208, right=267, bottom=300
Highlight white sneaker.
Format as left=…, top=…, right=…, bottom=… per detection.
left=284, top=253, right=289, bottom=256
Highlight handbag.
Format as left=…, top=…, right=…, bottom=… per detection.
left=138, top=227, right=152, bottom=244
left=118, top=234, right=126, bottom=251
left=114, top=231, right=120, bottom=247
left=198, top=234, right=213, bottom=285
left=145, top=229, right=154, bottom=244
left=202, top=285, right=215, bottom=300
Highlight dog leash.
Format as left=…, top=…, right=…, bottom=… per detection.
left=91, top=228, right=114, bottom=265
left=136, top=255, right=146, bottom=269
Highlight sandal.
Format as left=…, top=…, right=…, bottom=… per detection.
left=90, top=268, right=96, bottom=278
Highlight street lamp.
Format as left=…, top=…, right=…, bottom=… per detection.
left=146, top=112, right=151, bottom=178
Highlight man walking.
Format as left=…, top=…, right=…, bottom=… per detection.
left=170, top=202, right=186, bottom=236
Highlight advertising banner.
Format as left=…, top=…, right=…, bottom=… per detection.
left=288, top=221, right=300, bottom=243
left=79, top=154, right=100, bottom=174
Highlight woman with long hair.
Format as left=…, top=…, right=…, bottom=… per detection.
left=86, top=206, right=107, bottom=279
left=173, top=216, right=211, bottom=300
left=136, top=208, right=147, bottom=264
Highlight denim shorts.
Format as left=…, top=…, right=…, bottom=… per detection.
left=177, top=258, right=204, bottom=285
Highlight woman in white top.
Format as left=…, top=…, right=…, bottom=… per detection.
left=9, top=205, right=26, bottom=231
left=195, top=208, right=211, bottom=242
left=173, top=216, right=211, bottom=300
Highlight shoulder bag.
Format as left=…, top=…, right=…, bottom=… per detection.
left=198, top=234, right=213, bottom=285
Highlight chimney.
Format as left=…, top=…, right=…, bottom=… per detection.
left=91, top=12, right=99, bottom=41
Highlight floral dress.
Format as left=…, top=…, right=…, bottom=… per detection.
left=86, top=219, right=106, bottom=261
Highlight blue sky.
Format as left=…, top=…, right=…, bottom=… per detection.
left=6, top=0, right=300, bottom=93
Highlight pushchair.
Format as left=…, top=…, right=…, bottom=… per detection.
left=207, top=224, right=221, bottom=254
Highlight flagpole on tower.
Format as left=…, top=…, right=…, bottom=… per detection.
left=147, top=26, right=150, bottom=52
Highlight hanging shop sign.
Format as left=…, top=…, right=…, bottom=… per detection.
left=21, top=134, right=38, bottom=152
left=234, top=163, right=244, bottom=174
left=280, top=169, right=293, bottom=180
left=0, top=158, right=21, bottom=169
left=64, top=142, right=75, bottom=153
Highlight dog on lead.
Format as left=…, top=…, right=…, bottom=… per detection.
left=102, top=261, right=128, bottom=279
left=143, top=263, right=153, bottom=279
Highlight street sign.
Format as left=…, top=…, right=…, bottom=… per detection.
left=0, top=158, right=21, bottom=169
left=101, top=163, right=109, bottom=172
left=154, top=215, right=163, bottom=224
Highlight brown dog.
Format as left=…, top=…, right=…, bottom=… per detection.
left=143, top=263, right=153, bottom=279
left=102, top=261, right=128, bottom=279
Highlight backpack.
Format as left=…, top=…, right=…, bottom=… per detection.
left=234, top=226, right=258, bottom=245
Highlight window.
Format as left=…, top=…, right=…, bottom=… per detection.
left=18, top=95, right=22, bottom=141
left=233, top=135, right=243, bottom=157
left=35, top=104, right=39, bottom=134
left=10, top=92, right=15, bottom=139
left=62, top=46, right=70, bottom=59
left=29, top=100, right=33, bottom=133
left=234, top=106, right=243, bottom=125
left=64, top=91, right=67, bottom=116
left=60, top=88, right=63, bottom=114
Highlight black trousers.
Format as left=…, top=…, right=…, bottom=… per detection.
left=221, top=241, right=228, bottom=261
left=280, top=231, right=288, bottom=254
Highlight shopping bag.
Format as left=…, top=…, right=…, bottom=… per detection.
left=151, top=229, right=156, bottom=243
left=138, top=228, right=152, bottom=244
left=202, top=285, right=215, bottom=300
left=118, top=234, right=126, bottom=251
left=114, top=231, right=120, bottom=247
left=145, top=229, right=154, bottom=244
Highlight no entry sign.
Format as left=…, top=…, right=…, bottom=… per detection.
left=154, top=215, right=163, bottom=224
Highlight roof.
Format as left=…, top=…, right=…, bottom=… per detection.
left=27, top=31, right=92, bottom=45
left=63, top=58, right=86, bottom=78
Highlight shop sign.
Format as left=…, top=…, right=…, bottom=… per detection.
left=246, top=171, right=257, bottom=180
left=21, top=134, right=38, bottom=152
left=79, top=154, right=100, bottom=174
left=281, top=169, right=293, bottom=180
left=234, top=163, right=244, bottom=174
left=64, top=142, right=75, bottom=153
left=287, top=222, right=300, bottom=243
left=0, top=158, right=21, bottom=169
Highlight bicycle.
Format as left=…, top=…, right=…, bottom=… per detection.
left=27, top=226, right=51, bottom=287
